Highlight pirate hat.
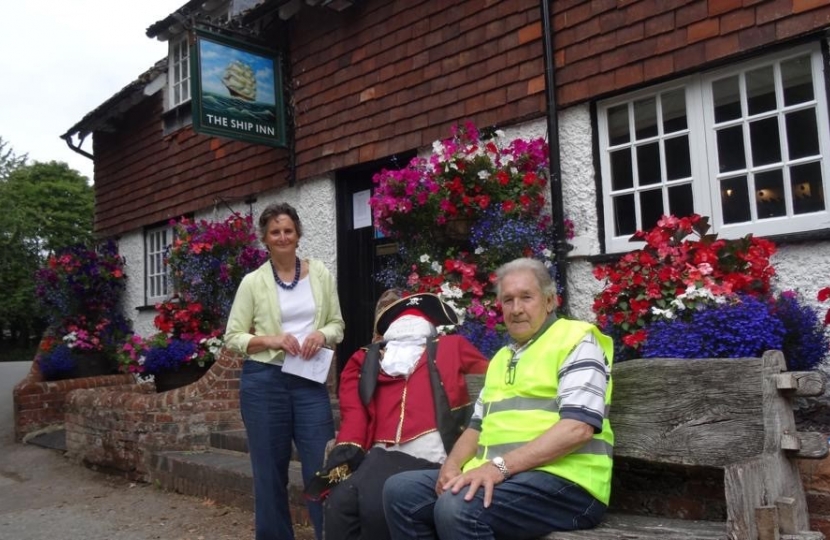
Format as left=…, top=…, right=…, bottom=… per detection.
left=374, top=293, right=459, bottom=336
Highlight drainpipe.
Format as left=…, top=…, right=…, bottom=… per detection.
left=539, top=0, right=569, bottom=313
left=60, top=133, right=94, bottom=161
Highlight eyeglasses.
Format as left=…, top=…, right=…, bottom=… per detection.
left=505, top=356, right=518, bottom=385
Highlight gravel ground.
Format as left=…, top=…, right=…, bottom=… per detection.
left=0, top=361, right=315, bottom=540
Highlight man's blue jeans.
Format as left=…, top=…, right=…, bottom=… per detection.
left=240, top=360, right=334, bottom=540
left=382, top=468, right=606, bottom=540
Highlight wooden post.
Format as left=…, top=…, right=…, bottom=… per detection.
left=755, top=506, right=780, bottom=540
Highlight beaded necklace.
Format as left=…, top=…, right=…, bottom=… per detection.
left=271, top=257, right=301, bottom=290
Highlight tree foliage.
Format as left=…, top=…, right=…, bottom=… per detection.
left=0, top=160, right=93, bottom=345
left=0, top=137, right=27, bottom=181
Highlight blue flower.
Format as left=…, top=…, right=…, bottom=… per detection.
left=142, top=339, right=198, bottom=375
left=456, top=319, right=509, bottom=359
left=770, top=292, right=829, bottom=371
left=641, top=295, right=786, bottom=359
left=38, top=344, right=77, bottom=379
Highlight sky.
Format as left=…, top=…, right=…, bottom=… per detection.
left=0, top=1, right=181, bottom=182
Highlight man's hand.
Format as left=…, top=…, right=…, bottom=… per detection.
left=442, top=462, right=504, bottom=508
left=435, top=462, right=462, bottom=495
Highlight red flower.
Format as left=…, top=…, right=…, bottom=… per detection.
left=593, top=213, right=776, bottom=357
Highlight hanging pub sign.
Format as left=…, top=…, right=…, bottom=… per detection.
left=191, top=28, right=287, bottom=147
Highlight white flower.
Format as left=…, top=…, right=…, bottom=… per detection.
left=478, top=170, right=491, bottom=180
left=474, top=247, right=485, bottom=255
left=671, top=298, right=687, bottom=311
left=63, top=332, right=78, bottom=348
left=651, top=307, right=676, bottom=320
left=419, top=254, right=431, bottom=263
left=543, top=260, right=553, bottom=268
left=430, top=261, right=442, bottom=273
left=440, top=282, right=464, bottom=299
left=542, top=248, right=553, bottom=258
left=495, top=130, right=505, bottom=138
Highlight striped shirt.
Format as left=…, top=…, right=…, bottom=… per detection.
left=470, top=333, right=610, bottom=432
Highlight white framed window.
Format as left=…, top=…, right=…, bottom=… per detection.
left=598, top=43, right=830, bottom=253
left=168, top=34, right=191, bottom=109
left=145, top=226, right=170, bottom=304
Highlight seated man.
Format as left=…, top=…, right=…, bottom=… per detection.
left=308, top=290, right=489, bottom=540
left=382, top=258, right=614, bottom=540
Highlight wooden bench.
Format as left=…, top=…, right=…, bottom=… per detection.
left=469, top=350, right=827, bottom=540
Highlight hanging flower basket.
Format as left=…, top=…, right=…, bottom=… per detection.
left=153, top=362, right=211, bottom=393
left=370, top=122, right=574, bottom=357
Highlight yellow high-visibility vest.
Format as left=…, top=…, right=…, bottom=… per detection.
left=463, top=319, right=614, bottom=504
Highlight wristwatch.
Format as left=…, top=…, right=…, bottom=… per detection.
left=490, top=456, right=510, bottom=480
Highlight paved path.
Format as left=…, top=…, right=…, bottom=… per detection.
left=0, top=361, right=258, bottom=540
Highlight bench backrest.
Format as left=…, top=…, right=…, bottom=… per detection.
left=465, top=349, right=827, bottom=540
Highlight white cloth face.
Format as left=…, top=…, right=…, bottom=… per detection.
left=380, top=315, right=435, bottom=377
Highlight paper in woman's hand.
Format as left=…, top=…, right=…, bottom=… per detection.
left=281, top=345, right=334, bottom=383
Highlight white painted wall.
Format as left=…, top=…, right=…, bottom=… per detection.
left=119, top=176, right=338, bottom=337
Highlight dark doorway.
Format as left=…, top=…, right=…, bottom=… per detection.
left=334, top=152, right=414, bottom=377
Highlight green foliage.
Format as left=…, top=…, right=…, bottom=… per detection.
left=0, top=161, right=93, bottom=345
left=0, top=137, right=27, bottom=181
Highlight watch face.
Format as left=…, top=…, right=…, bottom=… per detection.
left=493, top=457, right=505, bottom=466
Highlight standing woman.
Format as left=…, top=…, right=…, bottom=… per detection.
left=225, top=202, right=345, bottom=540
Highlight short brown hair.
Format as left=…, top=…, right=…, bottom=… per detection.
left=258, top=202, right=303, bottom=240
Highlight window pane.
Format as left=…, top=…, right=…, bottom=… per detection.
left=613, top=194, right=636, bottom=237
left=662, top=89, right=687, bottom=133
left=610, top=149, right=633, bottom=191
left=637, top=143, right=661, bottom=186
left=608, top=104, right=629, bottom=146
left=754, top=170, right=786, bottom=219
left=183, top=79, right=190, bottom=100
left=720, top=176, right=751, bottom=224
left=668, top=183, right=694, bottom=217
left=640, top=189, right=664, bottom=231
left=749, top=117, right=781, bottom=166
left=634, top=97, right=657, bottom=140
left=665, top=135, right=691, bottom=180
left=791, top=162, right=826, bottom=214
left=717, top=126, right=746, bottom=172
left=786, top=109, right=819, bottom=160
left=713, top=76, right=741, bottom=123
left=746, top=66, right=776, bottom=115
left=782, top=55, right=813, bottom=106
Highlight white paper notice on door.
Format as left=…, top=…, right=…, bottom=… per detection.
left=281, top=346, right=334, bottom=384
left=352, top=189, right=372, bottom=229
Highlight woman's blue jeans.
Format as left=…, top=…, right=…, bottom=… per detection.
left=382, top=468, right=606, bottom=540
left=240, top=360, right=334, bottom=540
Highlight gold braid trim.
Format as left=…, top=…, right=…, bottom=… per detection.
left=324, top=464, right=351, bottom=484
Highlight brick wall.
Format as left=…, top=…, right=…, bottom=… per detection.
left=800, top=453, right=830, bottom=537
left=92, top=0, right=549, bottom=238
left=65, top=347, right=245, bottom=480
left=93, top=96, right=289, bottom=238
left=91, top=0, right=830, bottom=238
left=12, top=354, right=137, bottom=442
left=552, top=0, right=830, bottom=106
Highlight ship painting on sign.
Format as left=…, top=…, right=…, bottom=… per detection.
left=222, top=60, right=257, bottom=102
